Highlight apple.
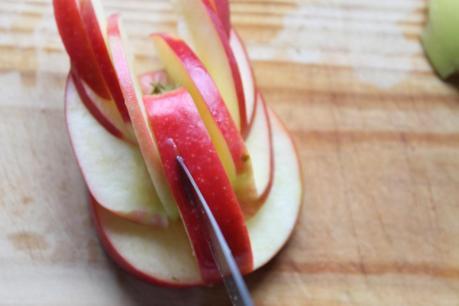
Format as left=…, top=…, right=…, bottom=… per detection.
left=143, top=89, right=252, bottom=282
left=65, top=76, right=168, bottom=227
left=53, top=0, right=110, bottom=99
left=79, top=0, right=131, bottom=123
left=89, top=106, right=302, bottom=286
left=53, top=0, right=135, bottom=142
left=107, top=14, right=178, bottom=219
left=151, top=34, right=260, bottom=215
left=229, top=29, right=258, bottom=131
left=138, top=70, right=171, bottom=95
left=246, top=93, right=274, bottom=203
left=173, top=0, right=248, bottom=135
left=208, top=0, right=231, bottom=36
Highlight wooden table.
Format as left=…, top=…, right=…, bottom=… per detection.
left=1, top=0, right=459, bottom=305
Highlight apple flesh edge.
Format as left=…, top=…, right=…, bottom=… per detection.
left=89, top=108, right=303, bottom=286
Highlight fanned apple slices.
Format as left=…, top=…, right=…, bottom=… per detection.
left=56, top=0, right=302, bottom=286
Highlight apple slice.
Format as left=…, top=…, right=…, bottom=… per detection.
left=143, top=89, right=252, bottom=282
left=65, top=76, right=167, bottom=227
left=246, top=93, right=274, bottom=203
left=174, top=0, right=248, bottom=135
left=90, top=108, right=303, bottom=286
left=79, top=0, right=130, bottom=123
left=208, top=0, right=231, bottom=36
left=53, top=0, right=110, bottom=99
left=229, top=29, right=258, bottom=131
left=152, top=34, right=259, bottom=216
left=107, top=14, right=178, bottom=219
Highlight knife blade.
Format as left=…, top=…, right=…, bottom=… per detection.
left=176, top=155, right=254, bottom=306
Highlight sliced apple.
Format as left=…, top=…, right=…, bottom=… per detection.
left=173, top=0, right=248, bottom=135
left=107, top=14, right=178, bottom=219
left=79, top=0, right=131, bottom=123
left=152, top=34, right=259, bottom=216
left=208, top=0, right=231, bottom=36
left=53, top=0, right=110, bottom=99
left=246, top=93, right=274, bottom=203
left=143, top=89, right=252, bottom=282
left=230, top=29, right=258, bottom=131
left=65, top=76, right=167, bottom=227
left=90, top=108, right=302, bottom=286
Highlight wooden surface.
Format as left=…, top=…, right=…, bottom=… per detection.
left=1, top=0, right=459, bottom=305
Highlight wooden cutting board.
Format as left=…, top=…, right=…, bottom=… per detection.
left=1, top=0, right=459, bottom=305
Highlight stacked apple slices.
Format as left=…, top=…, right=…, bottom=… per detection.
left=55, top=0, right=302, bottom=286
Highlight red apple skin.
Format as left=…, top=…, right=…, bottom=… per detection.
left=79, top=0, right=130, bottom=122
left=201, top=0, right=248, bottom=136
left=152, top=34, right=250, bottom=175
left=208, top=0, right=231, bottom=36
left=70, top=69, right=125, bottom=140
left=144, top=89, right=253, bottom=283
left=53, top=0, right=110, bottom=99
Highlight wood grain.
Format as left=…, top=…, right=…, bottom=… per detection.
left=1, top=0, right=459, bottom=305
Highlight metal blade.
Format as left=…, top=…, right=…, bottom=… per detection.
left=176, top=155, right=254, bottom=306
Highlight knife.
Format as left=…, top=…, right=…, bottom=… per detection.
left=177, top=155, right=254, bottom=306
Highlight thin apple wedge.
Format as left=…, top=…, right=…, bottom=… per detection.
left=53, top=0, right=109, bottom=99
left=246, top=93, right=274, bottom=203
left=144, top=89, right=252, bottom=282
left=151, top=34, right=259, bottom=216
left=65, top=76, right=168, bottom=227
left=230, top=29, right=258, bottom=131
left=107, top=14, right=178, bottom=219
left=89, top=107, right=302, bottom=286
left=173, top=0, right=247, bottom=135
left=80, top=0, right=131, bottom=123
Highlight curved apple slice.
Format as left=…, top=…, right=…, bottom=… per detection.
left=144, top=89, right=252, bottom=282
left=230, top=29, right=257, bottom=131
left=53, top=0, right=110, bottom=99
left=107, top=14, right=178, bottom=219
left=174, top=0, right=247, bottom=135
left=91, top=109, right=303, bottom=286
left=151, top=34, right=259, bottom=216
left=65, top=76, right=167, bottom=227
left=79, top=0, right=130, bottom=123
left=246, top=93, right=274, bottom=204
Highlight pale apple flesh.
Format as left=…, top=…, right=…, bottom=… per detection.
left=246, top=93, right=274, bottom=203
left=107, top=14, right=179, bottom=219
left=151, top=34, right=261, bottom=216
left=90, top=108, right=302, bottom=286
left=144, top=89, right=252, bottom=282
left=174, top=0, right=247, bottom=134
left=65, top=77, right=168, bottom=227
left=230, top=29, right=258, bottom=131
